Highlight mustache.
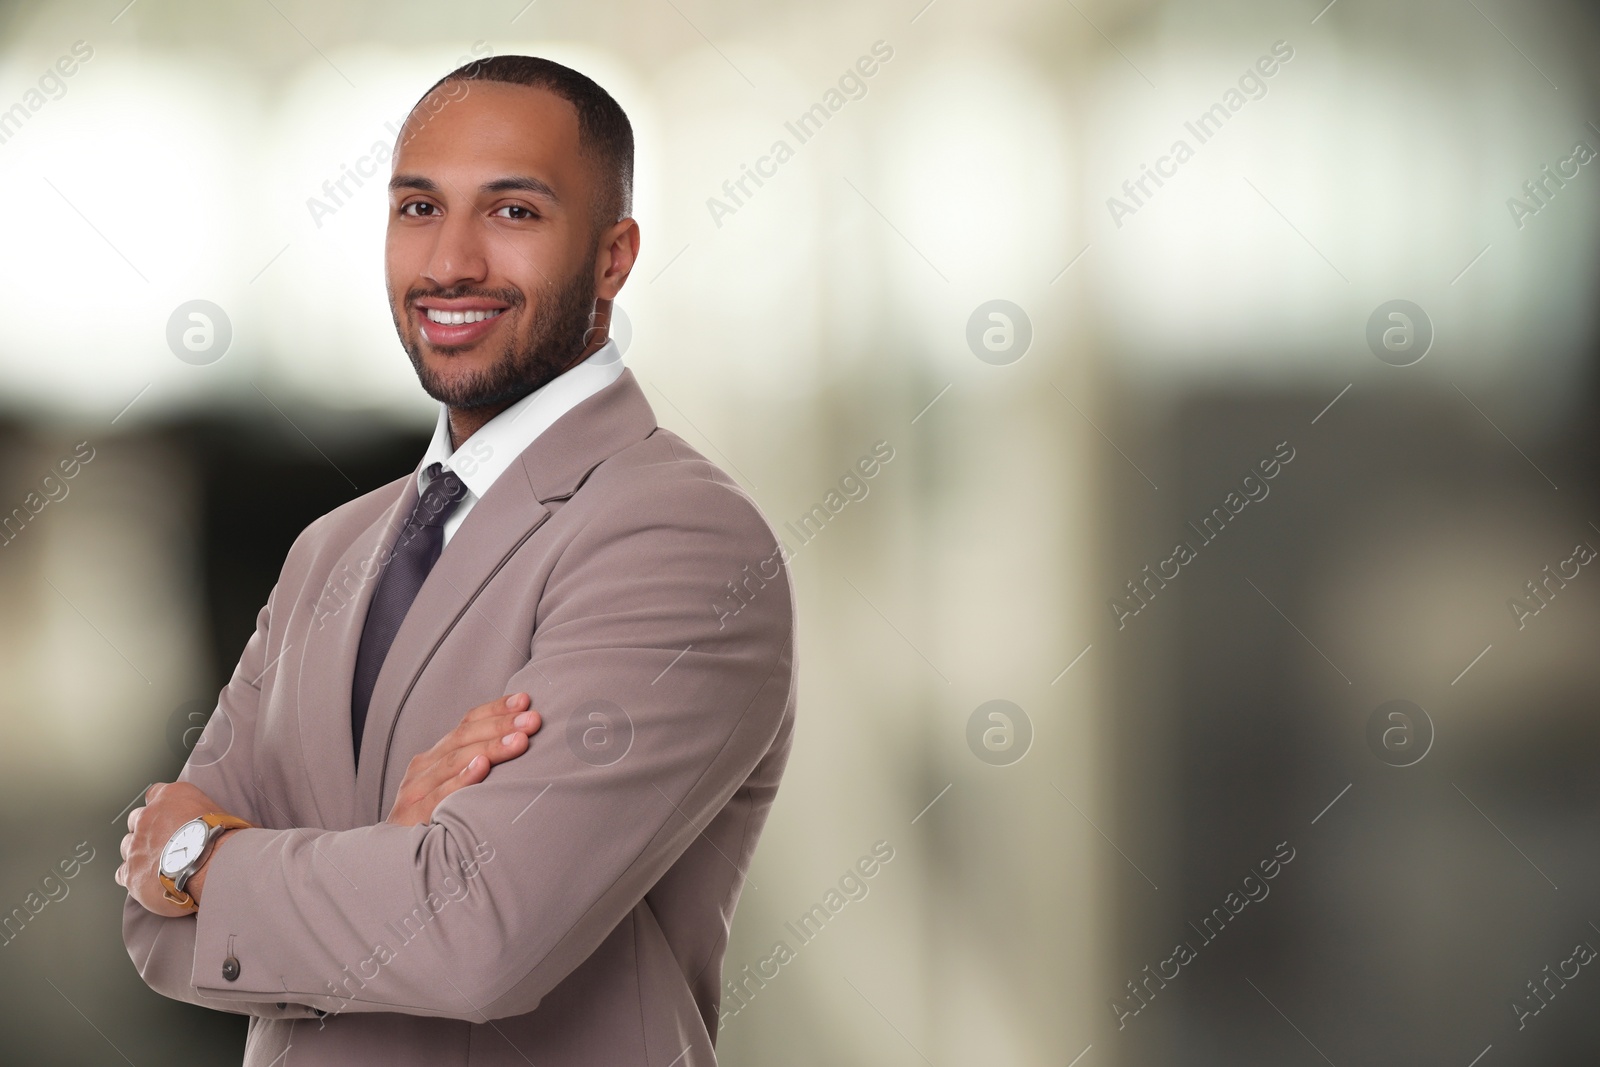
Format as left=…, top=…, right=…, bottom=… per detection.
left=404, top=285, right=525, bottom=308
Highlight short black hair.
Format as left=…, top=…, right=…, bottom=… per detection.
left=415, top=54, right=634, bottom=229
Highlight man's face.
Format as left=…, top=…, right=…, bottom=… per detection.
left=385, top=82, right=601, bottom=412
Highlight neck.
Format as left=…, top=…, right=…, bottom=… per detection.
left=446, top=402, right=510, bottom=452
left=443, top=333, right=609, bottom=451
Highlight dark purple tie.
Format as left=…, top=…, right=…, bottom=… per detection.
left=351, top=462, right=468, bottom=766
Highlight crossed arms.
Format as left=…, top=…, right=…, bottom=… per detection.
left=120, top=474, right=793, bottom=1022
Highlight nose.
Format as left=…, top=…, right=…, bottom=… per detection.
left=421, top=206, right=489, bottom=292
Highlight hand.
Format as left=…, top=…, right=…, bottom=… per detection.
left=386, top=692, right=542, bottom=826
left=117, top=781, right=240, bottom=916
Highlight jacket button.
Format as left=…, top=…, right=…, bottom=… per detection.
left=222, top=955, right=241, bottom=981
left=276, top=1002, right=287, bottom=1010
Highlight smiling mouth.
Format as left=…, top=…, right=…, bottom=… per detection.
left=414, top=304, right=511, bottom=348
left=424, top=307, right=505, bottom=325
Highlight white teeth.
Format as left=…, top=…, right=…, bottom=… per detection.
left=424, top=308, right=504, bottom=325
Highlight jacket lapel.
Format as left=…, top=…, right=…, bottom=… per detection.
left=353, top=368, right=659, bottom=821
left=294, top=476, right=414, bottom=830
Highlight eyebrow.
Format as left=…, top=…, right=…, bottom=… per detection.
left=389, top=173, right=561, bottom=205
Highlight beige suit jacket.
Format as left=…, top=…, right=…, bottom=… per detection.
left=122, top=369, right=797, bottom=1065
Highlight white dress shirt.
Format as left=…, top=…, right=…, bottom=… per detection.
left=417, top=339, right=624, bottom=547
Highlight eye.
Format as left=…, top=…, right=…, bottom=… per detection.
left=401, top=201, right=439, bottom=217
left=494, top=204, right=538, bottom=220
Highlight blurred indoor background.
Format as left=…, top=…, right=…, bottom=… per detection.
left=2, top=0, right=1598, bottom=1063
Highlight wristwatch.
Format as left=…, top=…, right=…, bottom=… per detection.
left=158, top=812, right=252, bottom=911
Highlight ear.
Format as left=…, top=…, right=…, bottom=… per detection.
left=593, top=216, right=640, bottom=301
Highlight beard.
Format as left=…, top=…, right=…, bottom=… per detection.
left=393, top=266, right=597, bottom=412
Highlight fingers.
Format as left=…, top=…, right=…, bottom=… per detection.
left=405, top=702, right=541, bottom=797
left=490, top=728, right=530, bottom=764
left=401, top=726, right=531, bottom=802
left=416, top=753, right=491, bottom=822
left=462, top=691, right=529, bottom=725
left=392, top=695, right=540, bottom=817
left=389, top=751, right=490, bottom=826
left=119, top=809, right=139, bottom=888
left=385, top=697, right=539, bottom=825
left=445, top=707, right=542, bottom=756
left=117, top=824, right=135, bottom=888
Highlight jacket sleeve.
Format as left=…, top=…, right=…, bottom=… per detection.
left=184, top=474, right=795, bottom=1021
left=120, top=583, right=319, bottom=1020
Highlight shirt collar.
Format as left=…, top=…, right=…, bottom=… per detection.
left=416, top=339, right=624, bottom=501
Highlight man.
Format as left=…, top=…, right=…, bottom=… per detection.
left=118, top=55, right=796, bottom=1066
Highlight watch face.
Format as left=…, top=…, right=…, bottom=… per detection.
left=160, top=819, right=209, bottom=877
